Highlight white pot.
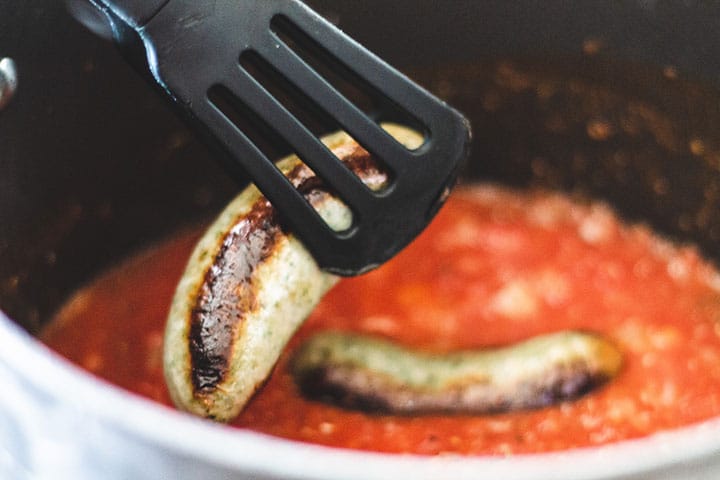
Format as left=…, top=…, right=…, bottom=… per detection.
left=3, top=310, right=720, bottom=479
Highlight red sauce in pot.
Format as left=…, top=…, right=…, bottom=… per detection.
left=41, top=185, right=720, bottom=455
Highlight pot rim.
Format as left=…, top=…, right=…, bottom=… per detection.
left=3, top=310, right=719, bottom=480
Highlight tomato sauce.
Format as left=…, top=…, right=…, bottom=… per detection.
left=41, top=185, right=720, bottom=455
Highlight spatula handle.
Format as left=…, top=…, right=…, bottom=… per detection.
left=91, top=0, right=169, bottom=27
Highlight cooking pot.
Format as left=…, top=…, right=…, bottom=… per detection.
left=4, top=1, right=720, bottom=478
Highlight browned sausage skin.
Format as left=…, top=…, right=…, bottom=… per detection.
left=291, top=330, right=623, bottom=415
left=164, top=126, right=422, bottom=421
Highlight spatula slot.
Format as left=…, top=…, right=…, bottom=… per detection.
left=239, top=49, right=337, bottom=139
left=207, top=83, right=354, bottom=233
left=269, top=14, right=427, bottom=150
left=207, top=84, right=294, bottom=165
left=238, top=49, right=393, bottom=189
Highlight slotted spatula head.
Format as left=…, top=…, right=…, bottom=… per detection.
left=86, top=0, right=471, bottom=275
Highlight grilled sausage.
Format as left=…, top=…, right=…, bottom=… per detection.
left=163, top=125, right=423, bottom=421
left=291, top=330, right=623, bottom=414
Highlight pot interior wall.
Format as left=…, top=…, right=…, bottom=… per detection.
left=3, top=0, right=720, bottom=332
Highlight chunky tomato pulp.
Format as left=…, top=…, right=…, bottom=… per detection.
left=42, top=185, right=720, bottom=455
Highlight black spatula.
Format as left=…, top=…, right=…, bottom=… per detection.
left=84, top=0, right=470, bottom=275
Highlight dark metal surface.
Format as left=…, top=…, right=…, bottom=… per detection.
left=3, top=0, right=720, bottom=330
left=93, top=0, right=169, bottom=26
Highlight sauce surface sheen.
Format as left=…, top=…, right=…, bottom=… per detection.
left=42, top=185, right=720, bottom=455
